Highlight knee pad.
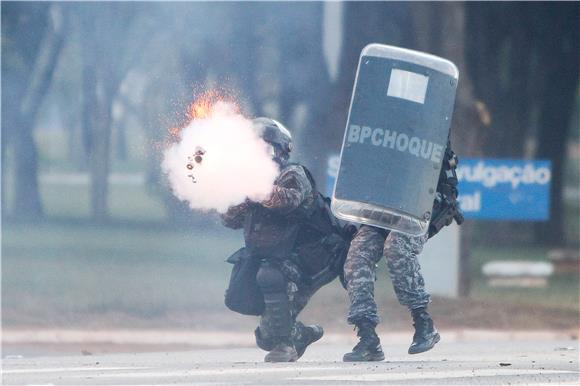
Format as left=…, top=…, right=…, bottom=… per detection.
left=256, top=263, right=286, bottom=294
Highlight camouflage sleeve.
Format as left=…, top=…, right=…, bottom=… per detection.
left=220, top=201, right=249, bottom=229
left=260, top=165, right=312, bottom=215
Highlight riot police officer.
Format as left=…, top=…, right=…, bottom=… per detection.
left=342, top=140, right=463, bottom=362
left=221, top=118, right=350, bottom=362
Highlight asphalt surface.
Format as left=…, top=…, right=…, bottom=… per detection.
left=3, top=335, right=579, bottom=386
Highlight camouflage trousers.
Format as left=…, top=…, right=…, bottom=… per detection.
left=344, top=225, right=430, bottom=326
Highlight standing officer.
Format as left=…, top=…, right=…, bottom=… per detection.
left=342, top=141, right=463, bottom=361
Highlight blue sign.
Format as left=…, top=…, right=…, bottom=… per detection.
left=457, top=159, right=551, bottom=220
left=326, top=155, right=551, bottom=221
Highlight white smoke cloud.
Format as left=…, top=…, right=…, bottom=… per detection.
left=162, top=102, right=279, bottom=213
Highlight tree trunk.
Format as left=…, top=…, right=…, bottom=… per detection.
left=79, top=7, right=114, bottom=222
left=294, top=3, right=332, bottom=181
left=11, top=4, right=67, bottom=219
left=499, top=4, right=532, bottom=157
left=230, top=3, right=262, bottom=116
left=78, top=3, right=135, bottom=222
left=12, top=116, right=43, bottom=218
left=418, top=2, right=487, bottom=296
left=115, top=117, right=128, bottom=162
left=533, top=3, right=579, bottom=245
left=1, top=126, right=7, bottom=217
left=89, top=96, right=113, bottom=222
left=464, top=3, right=507, bottom=156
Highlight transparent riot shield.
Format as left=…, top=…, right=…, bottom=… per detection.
left=331, top=44, right=458, bottom=235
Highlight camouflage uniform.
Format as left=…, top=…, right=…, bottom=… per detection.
left=221, top=164, right=315, bottom=233
left=344, top=225, right=429, bottom=325
left=260, top=165, right=315, bottom=214
left=343, top=141, right=459, bottom=357
left=221, top=164, right=317, bottom=343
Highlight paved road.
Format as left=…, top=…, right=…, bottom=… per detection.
left=3, top=338, right=579, bottom=385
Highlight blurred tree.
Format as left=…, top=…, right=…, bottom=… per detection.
left=308, top=2, right=416, bottom=184
left=532, top=3, right=579, bottom=245
left=410, top=2, right=487, bottom=296
left=465, top=3, right=532, bottom=158
left=1, top=3, right=67, bottom=219
left=465, top=2, right=579, bottom=246
left=135, top=3, right=219, bottom=225
left=274, top=2, right=332, bottom=180
left=49, top=34, right=86, bottom=169
left=463, top=4, right=537, bottom=246
left=75, top=3, right=146, bottom=221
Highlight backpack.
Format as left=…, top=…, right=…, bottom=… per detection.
left=293, top=166, right=354, bottom=280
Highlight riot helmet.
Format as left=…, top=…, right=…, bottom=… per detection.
left=253, top=117, right=293, bottom=164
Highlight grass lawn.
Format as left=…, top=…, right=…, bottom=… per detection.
left=2, top=220, right=578, bottom=331
left=40, top=184, right=167, bottom=222
left=2, top=221, right=244, bottom=328
left=1, top=173, right=578, bottom=330
left=470, top=247, right=579, bottom=311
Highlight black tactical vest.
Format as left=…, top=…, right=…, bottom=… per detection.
left=243, top=203, right=301, bottom=259
left=243, top=164, right=311, bottom=258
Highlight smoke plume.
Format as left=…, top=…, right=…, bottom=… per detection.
left=162, top=102, right=279, bottom=213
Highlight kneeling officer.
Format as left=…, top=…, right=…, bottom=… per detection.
left=222, top=118, right=352, bottom=362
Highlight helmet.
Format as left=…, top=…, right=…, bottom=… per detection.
left=253, top=117, right=293, bottom=162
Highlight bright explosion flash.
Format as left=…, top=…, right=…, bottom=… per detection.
left=162, top=98, right=279, bottom=213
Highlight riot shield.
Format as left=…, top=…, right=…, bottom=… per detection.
left=331, top=44, right=458, bottom=235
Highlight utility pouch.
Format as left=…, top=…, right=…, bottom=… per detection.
left=224, top=248, right=265, bottom=316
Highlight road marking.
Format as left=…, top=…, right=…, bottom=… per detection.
left=86, top=365, right=350, bottom=378
left=39, top=365, right=578, bottom=383
left=296, top=368, right=580, bottom=382
left=3, top=366, right=149, bottom=374
left=5, top=364, right=579, bottom=386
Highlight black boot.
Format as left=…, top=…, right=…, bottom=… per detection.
left=292, top=322, right=324, bottom=359
left=343, top=320, right=385, bottom=362
left=256, top=264, right=297, bottom=362
left=254, top=327, right=275, bottom=352
left=408, top=307, right=440, bottom=354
